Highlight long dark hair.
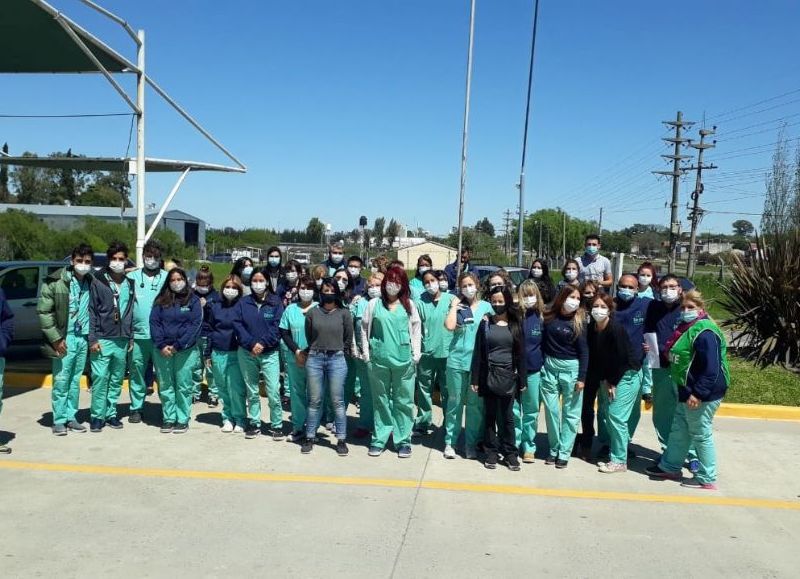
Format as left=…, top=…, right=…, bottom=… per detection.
left=487, top=285, right=524, bottom=363
left=333, top=269, right=354, bottom=303
left=382, top=266, right=412, bottom=314
left=231, top=257, right=254, bottom=283
left=155, top=268, right=191, bottom=307
left=319, top=277, right=345, bottom=309
left=265, top=246, right=283, bottom=272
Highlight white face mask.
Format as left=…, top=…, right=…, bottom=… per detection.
left=564, top=270, right=578, bottom=281
left=285, top=272, right=298, bottom=284
left=109, top=260, right=126, bottom=274
left=315, top=278, right=323, bottom=288
left=347, top=267, right=361, bottom=278
left=223, top=288, right=239, bottom=301
left=330, top=253, right=344, bottom=264
left=523, top=295, right=537, bottom=309
left=461, top=286, right=477, bottom=300
left=170, top=280, right=186, bottom=293
left=144, top=257, right=159, bottom=271
left=385, top=282, right=401, bottom=297
left=591, top=307, right=609, bottom=322
left=251, top=282, right=267, bottom=294
left=242, top=266, right=254, bottom=279
left=531, top=268, right=543, bottom=279
left=563, top=297, right=580, bottom=313
left=418, top=266, right=430, bottom=275
left=661, top=288, right=680, bottom=303
left=299, top=289, right=314, bottom=302
left=195, top=285, right=210, bottom=295
left=368, top=286, right=382, bottom=299
left=426, top=282, right=439, bottom=296
left=438, top=281, right=449, bottom=291
left=638, top=274, right=652, bottom=287
left=336, top=279, right=347, bottom=292
left=74, top=263, right=91, bottom=276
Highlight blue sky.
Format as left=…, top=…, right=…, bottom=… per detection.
left=2, top=0, right=799, bottom=237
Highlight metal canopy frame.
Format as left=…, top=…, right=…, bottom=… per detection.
left=0, top=0, right=247, bottom=264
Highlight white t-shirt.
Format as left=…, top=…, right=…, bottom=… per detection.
left=579, top=254, right=611, bottom=284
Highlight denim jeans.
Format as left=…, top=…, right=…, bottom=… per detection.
left=305, top=351, right=348, bottom=440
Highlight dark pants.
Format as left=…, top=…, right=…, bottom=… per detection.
left=580, top=375, right=602, bottom=448
left=484, top=391, right=517, bottom=459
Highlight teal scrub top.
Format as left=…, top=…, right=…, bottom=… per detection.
left=106, top=273, right=131, bottom=317
left=350, top=297, right=368, bottom=352
left=68, top=276, right=91, bottom=336
left=279, top=302, right=317, bottom=351
left=639, top=286, right=654, bottom=300
left=409, top=277, right=425, bottom=300
left=415, top=292, right=452, bottom=358
left=369, top=301, right=412, bottom=367
left=128, top=269, right=168, bottom=339
left=446, top=300, right=494, bottom=371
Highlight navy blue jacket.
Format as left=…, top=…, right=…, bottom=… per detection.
left=0, top=289, right=15, bottom=356
left=543, top=315, right=589, bottom=381
left=680, top=330, right=728, bottom=402
left=149, top=294, right=203, bottom=351
left=644, top=300, right=683, bottom=366
left=205, top=298, right=240, bottom=355
left=614, top=296, right=651, bottom=364
left=522, top=310, right=543, bottom=374
left=195, top=288, right=220, bottom=336
left=351, top=276, right=367, bottom=297
left=445, top=260, right=471, bottom=290
left=233, top=293, right=285, bottom=352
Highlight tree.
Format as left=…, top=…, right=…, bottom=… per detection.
left=0, top=143, right=10, bottom=202
left=474, top=217, right=495, bottom=238
left=762, top=129, right=794, bottom=237
left=305, top=217, right=325, bottom=245
left=10, top=152, right=53, bottom=204
left=372, top=216, right=386, bottom=248
left=385, top=218, right=401, bottom=247
left=732, top=219, right=754, bottom=237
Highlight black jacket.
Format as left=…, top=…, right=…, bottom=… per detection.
left=470, top=318, right=527, bottom=396
left=586, top=319, right=640, bottom=386
left=88, top=270, right=135, bottom=344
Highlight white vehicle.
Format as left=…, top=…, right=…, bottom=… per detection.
left=293, top=252, right=310, bottom=265
left=231, top=246, right=263, bottom=263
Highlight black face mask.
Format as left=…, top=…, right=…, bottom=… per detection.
left=320, top=294, right=337, bottom=305
left=493, top=304, right=507, bottom=316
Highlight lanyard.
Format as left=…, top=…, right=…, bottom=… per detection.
left=69, top=277, right=88, bottom=318
left=140, top=270, right=163, bottom=291
left=105, top=273, right=124, bottom=322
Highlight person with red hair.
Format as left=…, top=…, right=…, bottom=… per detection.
left=360, top=266, right=422, bottom=458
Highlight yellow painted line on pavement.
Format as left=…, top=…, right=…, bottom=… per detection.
left=1, top=460, right=798, bottom=511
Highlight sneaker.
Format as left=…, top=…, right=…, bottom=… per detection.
left=233, top=425, right=244, bottom=434
left=545, top=455, right=557, bottom=465
left=221, top=420, right=234, bottom=433
left=128, top=411, right=142, bottom=424
left=598, top=462, right=628, bottom=474
left=0, top=444, right=11, bottom=454
left=522, top=452, right=535, bottom=464
left=505, top=454, right=521, bottom=471
left=67, top=420, right=87, bottom=433
left=271, top=429, right=285, bottom=442
left=555, top=459, right=569, bottom=469
left=173, top=423, right=188, bottom=434
left=368, top=446, right=384, bottom=457
left=353, top=427, right=370, bottom=439
left=301, top=438, right=314, bottom=454
left=336, top=440, right=349, bottom=457
left=287, top=430, right=303, bottom=442
left=681, top=479, right=718, bottom=490
left=484, top=456, right=497, bottom=470
left=106, top=417, right=124, bottom=429
left=208, top=395, right=219, bottom=408
left=465, top=446, right=478, bottom=460
left=53, top=423, right=68, bottom=436
left=398, top=445, right=412, bottom=459
left=687, top=459, right=700, bottom=474
left=412, top=425, right=430, bottom=438
left=443, top=445, right=457, bottom=460
left=245, top=426, right=260, bottom=439
left=89, top=419, right=104, bottom=433
left=645, top=465, right=682, bottom=480
left=160, top=422, right=174, bottom=434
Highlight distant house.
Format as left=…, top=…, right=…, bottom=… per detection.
left=0, top=203, right=206, bottom=254
left=396, top=240, right=458, bottom=269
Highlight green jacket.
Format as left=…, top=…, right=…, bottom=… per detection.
left=37, top=266, right=93, bottom=357
left=669, top=319, right=730, bottom=388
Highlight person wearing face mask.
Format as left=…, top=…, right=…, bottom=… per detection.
left=579, top=234, right=612, bottom=290
left=126, top=240, right=168, bottom=424
left=280, top=260, right=303, bottom=307
left=556, top=259, right=581, bottom=292
left=322, top=242, right=346, bottom=277
left=231, top=257, right=255, bottom=296
left=410, top=255, right=433, bottom=300
left=483, top=270, right=515, bottom=299
left=233, top=270, right=286, bottom=440
left=540, top=286, right=588, bottom=468
left=444, top=248, right=472, bottom=291
left=264, top=246, right=284, bottom=294
left=192, top=266, right=219, bottom=407
left=207, top=275, right=246, bottom=433
left=515, top=281, right=544, bottom=463
left=279, top=276, right=318, bottom=442
left=38, top=243, right=95, bottom=436
left=350, top=272, right=384, bottom=438
left=360, top=267, right=422, bottom=458
left=311, top=264, right=327, bottom=299
left=470, top=286, right=527, bottom=471
left=412, top=270, right=453, bottom=437
left=647, top=290, right=728, bottom=490
left=442, top=272, right=493, bottom=460
left=579, top=281, right=598, bottom=313
left=0, top=288, right=14, bottom=454
left=586, top=293, right=642, bottom=474
left=435, top=270, right=452, bottom=296
left=637, top=262, right=659, bottom=300
left=334, top=269, right=362, bottom=418
left=149, top=269, right=203, bottom=434
left=346, top=256, right=367, bottom=297
left=87, top=241, right=136, bottom=432
left=528, top=259, right=555, bottom=304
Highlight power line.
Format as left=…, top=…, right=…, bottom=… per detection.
left=0, top=112, right=133, bottom=118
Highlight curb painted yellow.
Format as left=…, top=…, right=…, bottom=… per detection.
left=0, top=460, right=798, bottom=511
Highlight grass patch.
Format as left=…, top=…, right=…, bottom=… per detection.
left=726, top=356, right=800, bottom=406
left=692, top=274, right=731, bottom=321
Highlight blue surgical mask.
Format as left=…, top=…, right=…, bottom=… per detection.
left=585, top=246, right=599, bottom=256
left=268, top=257, right=280, bottom=267
left=680, top=310, right=699, bottom=323
left=617, top=288, right=636, bottom=302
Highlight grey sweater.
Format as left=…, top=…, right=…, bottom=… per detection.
left=305, top=306, right=353, bottom=355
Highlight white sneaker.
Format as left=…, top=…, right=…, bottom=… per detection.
left=443, top=445, right=456, bottom=460
left=221, top=420, right=234, bottom=433
left=598, top=462, right=627, bottom=474
left=233, top=425, right=244, bottom=434
left=465, top=446, right=478, bottom=460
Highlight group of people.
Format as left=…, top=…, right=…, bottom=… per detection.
left=0, top=236, right=729, bottom=489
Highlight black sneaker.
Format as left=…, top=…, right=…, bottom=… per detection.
left=368, top=446, right=384, bottom=457
left=90, top=419, right=104, bottom=433
left=106, top=417, right=124, bottom=429
left=505, top=454, right=521, bottom=472
left=485, top=452, right=498, bottom=469
left=555, top=458, right=569, bottom=469
left=128, top=411, right=142, bottom=424
left=208, top=396, right=219, bottom=408
left=301, top=438, right=314, bottom=454
left=160, top=422, right=175, bottom=434
left=173, top=423, right=188, bottom=434
left=245, top=426, right=260, bottom=439
left=545, top=455, right=557, bottom=465
left=271, top=429, right=285, bottom=442
left=398, top=445, right=412, bottom=459
left=336, top=440, right=349, bottom=456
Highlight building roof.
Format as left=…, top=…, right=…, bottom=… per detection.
left=397, top=240, right=458, bottom=252
left=0, top=203, right=202, bottom=223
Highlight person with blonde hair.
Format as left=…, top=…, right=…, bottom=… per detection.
left=515, top=280, right=544, bottom=463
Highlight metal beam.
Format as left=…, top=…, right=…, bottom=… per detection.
left=144, top=168, right=191, bottom=242
left=78, top=0, right=141, bottom=45
left=135, top=29, right=146, bottom=265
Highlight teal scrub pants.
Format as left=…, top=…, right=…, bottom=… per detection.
left=129, top=338, right=155, bottom=412
left=444, top=367, right=484, bottom=449
left=284, top=354, right=308, bottom=434
left=238, top=348, right=282, bottom=430
left=51, top=333, right=88, bottom=426
left=514, top=372, right=541, bottom=455
left=211, top=350, right=246, bottom=427
left=540, top=357, right=583, bottom=461
left=154, top=347, right=198, bottom=426
left=370, top=360, right=415, bottom=449
left=280, top=346, right=292, bottom=399
left=192, top=336, right=216, bottom=399
left=652, top=368, right=696, bottom=459
left=598, top=370, right=643, bottom=446
left=641, top=356, right=653, bottom=396
left=659, top=399, right=721, bottom=484
left=415, top=355, right=447, bottom=430
left=598, top=370, right=642, bottom=464
left=354, top=359, right=374, bottom=432
left=90, top=337, right=128, bottom=421
left=343, top=356, right=359, bottom=408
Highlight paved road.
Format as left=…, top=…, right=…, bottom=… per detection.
left=1, top=385, right=799, bottom=578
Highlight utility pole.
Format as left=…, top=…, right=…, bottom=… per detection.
left=538, top=220, right=543, bottom=258
left=561, top=210, right=567, bottom=261
left=685, top=127, right=717, bottom=278
left=653, top=111, right=694, bottom=274
left=598, top=207, right=603, bottom=237
left=502, top=209, right=513, bottom=256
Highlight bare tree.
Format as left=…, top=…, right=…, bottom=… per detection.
left=762, top=128, right=794, bottom=237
